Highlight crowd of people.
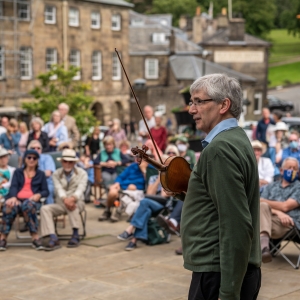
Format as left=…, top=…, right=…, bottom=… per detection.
left=0, top=95, right=299, bottom=271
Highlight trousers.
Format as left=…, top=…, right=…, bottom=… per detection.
left=40, top=199, right=84, bottom=237
left=188, top=266, right=261, bottom=300
left=260, top=202, right=292, bottom=238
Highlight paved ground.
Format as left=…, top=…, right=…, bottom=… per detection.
left=2, top=203, right=300, bottom=300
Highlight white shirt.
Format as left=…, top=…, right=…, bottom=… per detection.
left=258, top=157, right=274, bottom=183
left=138, top=117, right=155, bottom=143
left=0, top=126, right=7, bottom=136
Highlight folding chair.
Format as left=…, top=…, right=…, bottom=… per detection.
left=92, top=165, right=106, bottom=200
left=269, top=227, right=300, bottom=269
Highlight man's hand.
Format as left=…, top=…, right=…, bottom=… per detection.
left=6, top=197, right=20, bottom=208
left=276, top=210, right=294, bottom=227
left=106, top=160, right=118, bottom=168
left=29, top=194, right=41, bottom=202
left=64, top=197, right=77, bottom=211
left=44, top=170, right=52, bottom=177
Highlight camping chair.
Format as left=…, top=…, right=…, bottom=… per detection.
left=47, top=151, right=62, bottom=169
left=269, top=227, right=300, bottom=269
left=92, top=165, right=106, bottom=200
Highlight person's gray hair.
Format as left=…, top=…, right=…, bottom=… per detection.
left=27, top=140, right=43, bottom=150
left=30, top=117, right=44, bottom=129
left=190, top=73, right=243, bottom=120
left=282, top=157, right=299, bottom=170
left=58, top=102, right=69, bottom=112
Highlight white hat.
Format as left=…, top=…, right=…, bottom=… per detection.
left=273, top=121, right=288, bottom=132
left=0, top=148, right=9, bottom=157
left=251, top=140, right=263, bottom=149
left=57, top=149, right=79, bottom=162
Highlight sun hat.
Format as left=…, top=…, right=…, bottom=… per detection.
left=251, top=140, right=263, bottom=149
left=273, top=121, right=288, bottom=132
left=24, top=149, right=40, bottom=159
left=0, top=148, right=9, bottom=158
left=57, top=149, right=79, bottom=162
left=176, top=136, right=189, bottom=144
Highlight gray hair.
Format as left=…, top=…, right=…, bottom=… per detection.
left=282, top=157, right=299, bottom=170
left=58, top=102, right=69, bottom=112
left=27, top=140, right=43, bottom=150
left=190, top=73, right=243, bottom=119
left=30, top=117, right=44, bottom=129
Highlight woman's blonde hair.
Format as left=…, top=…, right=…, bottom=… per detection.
left=30, top=117, right=44, bottom=130
left=51, top=110, right=62, bottom=122
left=19, top=121, right=28, bottom=132
left=103, top=135, right=116, bottom=147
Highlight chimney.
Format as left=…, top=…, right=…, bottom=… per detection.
left=169, top=29, right=176, bottom=55
left=192, top=6, right=202, bottom=44
left=217, top=7, right=228, bottom=29
left=179, top=16, right=187, bottom=30
left=229, top=18, right=245, bottom=41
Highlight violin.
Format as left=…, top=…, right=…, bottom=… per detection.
left=115, top=49, right=192, bottom=195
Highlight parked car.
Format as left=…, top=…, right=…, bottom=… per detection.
left=281, top=117, right=300, bottom=132
left=267, top=95, right=294, bottom=112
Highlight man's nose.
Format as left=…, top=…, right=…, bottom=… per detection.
left=188, top=104, right=197, bottom=115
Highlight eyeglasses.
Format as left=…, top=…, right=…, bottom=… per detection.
left=167, top=152, right=176, bottom=155
left=26, top=156, right=37, bottom=161
left=31, top=147, right=41, bottom=150
left=62, top=160, right=74, bottom=164
left=189, top=98, right=214, bottom=107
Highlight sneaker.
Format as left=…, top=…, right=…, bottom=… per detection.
left=67, top=235, right=80, bottom=248
left=125, top=241, right=137, bottom=251
left=156, top=214, right=180, bottom=236
left=98, top=210, right=111, bottom=221
left=32, top=239, right=44, bottom=251
left=118, top=231, right=133, bottom=241
left=0, top=239, right=7, bottom=251
left=44, top=239, right=61, bottom=251
left=262, top=247, right=272, bottom=263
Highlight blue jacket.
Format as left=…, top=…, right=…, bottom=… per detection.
left=6, top=168, right=49, bottom=200
left=256, top=118, right=275, bottom=145
left=281, top=147, right=300, bottom=166
left=0, top=132, right=21, bottom=155
left=115, top=163, right=145, bottom=190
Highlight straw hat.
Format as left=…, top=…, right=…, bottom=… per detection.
left=251, top=140, right=263, bottom=150
left=0, top=148, right=9, bottom=157
left=57, top=149, right=79, bottom=162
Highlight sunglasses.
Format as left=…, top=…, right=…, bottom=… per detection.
left=62, top=160, right=74, bottom=164
left=26, top=156, right=37, bottom=161
left=167, top=152, right=176, bottom=155
left=31, top=147, right=41, bottom=150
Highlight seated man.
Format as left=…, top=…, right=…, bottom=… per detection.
left=251, top=140, right=274, bottom=189
left=27, top=140, right=56, bottom=204
left=99, top=158, right=148, bottom=222
left=40, top=149, right=87, bottom=250
left=260, top=157, right=300, bottom=263
left=280, top=132, right=300, bottom=166
left=117, top=172, right=171, bottom=251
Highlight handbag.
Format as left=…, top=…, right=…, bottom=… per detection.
left=146, top=218, right=169, bottom=246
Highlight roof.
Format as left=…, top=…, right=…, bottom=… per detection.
left=169, top=55, right=257, bottom=82
left=129, top=11, right=202, bottom=55
left=83, top=0, right=134, bottom=8
left=201, top=28, right=270, bottom=46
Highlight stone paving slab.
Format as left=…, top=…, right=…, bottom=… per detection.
left=1, top=203, right=300, bottom=299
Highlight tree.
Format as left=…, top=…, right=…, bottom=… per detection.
left=22, top=65, right=97, bottom=136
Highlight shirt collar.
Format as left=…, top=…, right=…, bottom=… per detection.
left=202, top=118, right=238, bottom=148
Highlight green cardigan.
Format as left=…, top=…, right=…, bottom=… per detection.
left=180, top=127, right=261, bottom=300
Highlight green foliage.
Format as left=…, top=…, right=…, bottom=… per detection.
left=22, top=65, right=96, bottom=136
left=267, top=29, right=300, bottom=64
left=268, top=62, right=300, bottom=87
left=151, top=0, right=199, bottom=26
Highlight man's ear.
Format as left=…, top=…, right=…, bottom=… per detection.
left=220, top=98, right=231, bottom=115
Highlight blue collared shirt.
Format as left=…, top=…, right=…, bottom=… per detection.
left=201, top=118, right=238, bottom=149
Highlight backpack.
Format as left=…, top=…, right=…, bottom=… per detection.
left=146, top=218, right=169, bottom=246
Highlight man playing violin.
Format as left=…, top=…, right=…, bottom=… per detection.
left=176, top=74, right=261, bottom=300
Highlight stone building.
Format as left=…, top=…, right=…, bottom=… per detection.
left=129, top=10, right=258, bottom=128
left=0, top=0, right=133, bottom=124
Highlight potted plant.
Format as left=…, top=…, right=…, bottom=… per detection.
left=179, top=86, right=191, bottom=106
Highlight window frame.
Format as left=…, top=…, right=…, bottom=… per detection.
left=111, top=14, right=121, bottom=31
left=69, top=7, right=79, bottom=27
left=145, top=58, right=159, bottom=79
left=91, top=11, right=100, bottom=29
left=44, top=5, right=56, bottom=24
left=0, top=46, right=4, bottom=80
left=112, top=52, right=121, bottom=80
left=46, top=48, right=57, bottom=80
left=69, top=49, right=81, bottom=80
left=92, top=51, right=102, bottom=80
left=18, top=0, right=30, bottom=21
left=152, top=33, right=167, bottom=44
left=254, top=92, right=263, bottom=115
left=20, top=47, right=32, bottom=80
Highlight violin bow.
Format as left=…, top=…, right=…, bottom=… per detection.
left=115, top=48, right=164, bottom=165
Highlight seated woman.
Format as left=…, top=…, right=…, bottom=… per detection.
left=176, top=136, right=196, bottom=167
left=0, top=119, right=21, bottom=155
left=0, top=148, right=15, bottom=202
left=43, top=110, right=68, bottom=152
left=27, top=117, right=49, bottom=153
left=117, top=171, right=170, bottom=251
left=0, top=149, right=49, bottom=251
left=98, top=158, right=148, bottom=222
left=27, top=140, right=56, bottom=204
left=93, top=135, right=129, bottom=189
